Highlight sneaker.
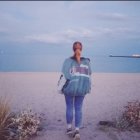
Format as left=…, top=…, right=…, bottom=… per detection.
left=66, top=128, right=73, bottom=136
left=73, top=130, right=80, bottom=140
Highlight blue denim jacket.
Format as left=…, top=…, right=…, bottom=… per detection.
left=58, top=57, right=92, bottom=96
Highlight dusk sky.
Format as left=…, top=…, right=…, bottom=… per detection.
left=0, top=1, right=140, bottom=72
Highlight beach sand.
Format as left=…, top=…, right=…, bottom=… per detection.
left=0, top=72, right=140, bottom=140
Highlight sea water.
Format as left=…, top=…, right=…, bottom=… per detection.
left=0, top=54, right=140, bottom=73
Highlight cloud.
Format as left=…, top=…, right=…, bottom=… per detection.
left=96, top=13, right=128, bottom=21
left=0, top=27, right=8, bottom=33
left=91, top=27, right=140, bottom=40
left=0, top=1, right=140, bottom=46
left=21, top=26, right=140, bottom=45
left=63, top=28, right=93, bottom=39
left=25, top=33, right=69, bottom=44
left=24, top=28, right=93, bottom=44
left=2, top=26, right=139, bottom=45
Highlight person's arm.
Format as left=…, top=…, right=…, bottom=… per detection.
left=57, top=59, right=69, bottom=93
left=62, top=58, right=71, bottom=80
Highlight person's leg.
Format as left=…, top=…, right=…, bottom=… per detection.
left=64, top=95, right=74, bottom=131
left=73, top=95, right=85, bottom=140
left=74, top=95, right=85, bottom=129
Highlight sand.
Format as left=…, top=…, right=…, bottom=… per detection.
left=0, top=72, right=140, bottom=140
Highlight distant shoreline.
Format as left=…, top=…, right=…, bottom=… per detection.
left=109, top=55, right=140, bottom=58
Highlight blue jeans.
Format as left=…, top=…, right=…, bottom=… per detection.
left=64, top=95, right=85, bottom=128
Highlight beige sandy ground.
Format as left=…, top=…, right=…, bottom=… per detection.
left=0, top=72, right=140, bottom=140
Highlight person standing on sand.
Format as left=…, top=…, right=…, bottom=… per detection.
left=58, top=41, right=92, bottom=140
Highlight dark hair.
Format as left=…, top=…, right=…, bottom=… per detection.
left=73, top=41, right=82, bottom=51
